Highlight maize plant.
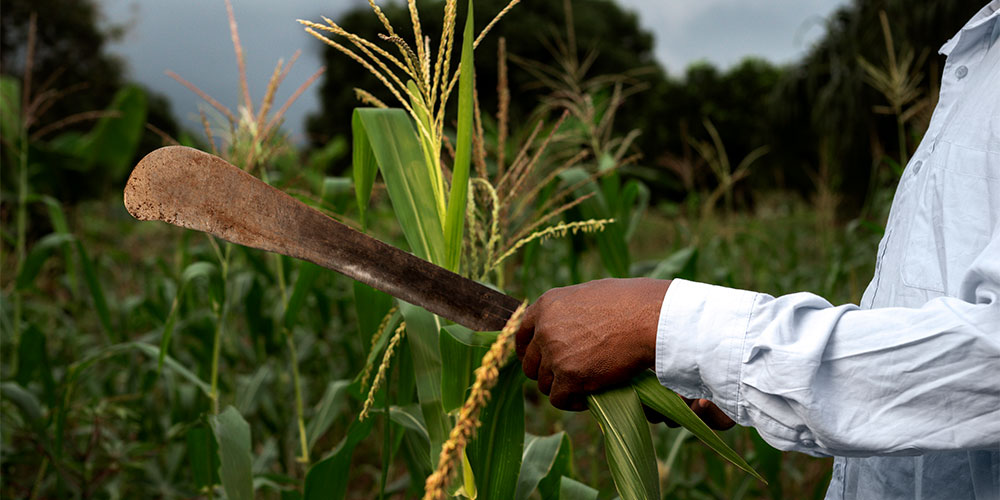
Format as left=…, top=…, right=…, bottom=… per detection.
left=300, top=1, right=763, bottom=498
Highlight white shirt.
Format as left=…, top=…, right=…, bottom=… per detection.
left=655, top=3, right=1000, bottom=498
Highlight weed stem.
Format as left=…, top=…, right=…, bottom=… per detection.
left=286, top=328, right=310, bottom=465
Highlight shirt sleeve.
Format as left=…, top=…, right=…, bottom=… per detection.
left=655, top=258, right=1000, bottom=458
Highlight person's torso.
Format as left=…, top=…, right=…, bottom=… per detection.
left=829, top=3, right=1000, bottom=499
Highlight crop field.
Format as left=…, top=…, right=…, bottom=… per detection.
left=2, top=0, right=947, bottom=498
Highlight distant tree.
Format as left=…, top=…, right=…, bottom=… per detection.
left=641, top=58, right=784, bottom=199
left=1, top=0, right=180, bottom=196
left=305, top=0, right=983, bottom=212
left=305, top=0, right=662, bottom=151
left=1, top=0, right=125, bottom=123
left=771, top=0, right=983, bottom=208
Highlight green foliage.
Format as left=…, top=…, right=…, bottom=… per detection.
left=76, top=85, right=148, bottom=180
left=4, top=1, right=920, bottom=498
left=212, top=406, right=255, bottom=500
left=588, top=386, right=660, bottom=500
left=307, top=0, right=657, bottom=148
left=440, top=326, right=488, bottom=412
left=514, top=432, right=572, bottom=500
left=352, top=108, right=446, bottom=265
left=444, top=0, right=477, bottom=273
left=467, top=364, right=525, bottom=500
left=303, top=417, right=375, bottom=500
left=634, top=371, right=764, bottom=483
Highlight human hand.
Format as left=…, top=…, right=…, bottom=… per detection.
left=643, top=399, right=736, bottom=431
left=515, top=278, right=670, bottom=411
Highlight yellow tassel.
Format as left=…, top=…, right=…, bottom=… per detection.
left=360, top=321, right=406, bottom=421
left=422, top=301, right=528, bottom=500
left=360, top=306, right=398, bottom=389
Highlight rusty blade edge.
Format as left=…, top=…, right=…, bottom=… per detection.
left=124, top=146, right=522, bottom=332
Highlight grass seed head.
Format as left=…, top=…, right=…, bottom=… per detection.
left=422, top=301, right=528, bottom=500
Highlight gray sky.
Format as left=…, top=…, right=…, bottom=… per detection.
left=99, top=0, right=847, bottom=143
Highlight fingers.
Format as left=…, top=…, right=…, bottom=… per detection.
left=515, top=301, right=539, bottom=360
left=658, top=396, right=694, bottom=428
left=549, top=375, right=587, bottom=412
left=537, top=359, right=554, bottom=396
left=644, top=395, right=736, bottom=431
left=643, top=404, right=667, bottom=424
left=692, top=399, right=736, bottom=430
left=522, top=341, right=541, bottom=380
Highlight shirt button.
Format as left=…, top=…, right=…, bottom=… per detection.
left=802, top=439, right=816, bottom=447
left=956, top=65, right=968, bottom=79
left=912, top=160, right=923, bottom=174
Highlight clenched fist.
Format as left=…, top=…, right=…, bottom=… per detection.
left=515, top=278, right=667, bottom=411
left=516, top=277, right=735, bottom=430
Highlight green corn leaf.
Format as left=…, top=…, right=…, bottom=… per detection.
left=460, top=452, right=478, bottom=498
left=63, top=342, right=211, bottom=397
left=307, top=380, right=351, bottom=450
left=644, top=246, right=698, bottom=281
left=352, top=112, right=379, bottom=230
left=188, top=424, right=220, bottom=489
left=235, top=365, right=272, bottom=415
left=356, top=309, right=400, bottom=388
left=159, top=291, right=184, bottom=372
left=633, top=371, right=766, bottom=483
left=620, top=179, right=650, bottom=241
left=0, top=76, right=21, bottom=147
left=399, top=302, right=449, bottom=463
left=407, top=80, right=445, bottom=220
left=16, top=233, right=75, bottom=290
left=442, top=324, right=499, bottom=348
left=558, top=167, right=631, bottom=277
left=386, top=403, right=433, bottom=488
left=54, top=339, right=212, bottom=456
left=440, top=325, right=487, bottom=412
left=386, top=404, right=430, bottom=441
left=159, top=261, right=219, bottom=371
left=353, top=281, right=394, bottom=352
left=588, top=386, right=660, bottom=500
left=77, top=85, right=147, bottom=179
left=514, top=432, right=572, bottom=500
left=130, top=342, right=213, bottom=396
left=558, top=476, right=599, bottom=500
left=537, top=434, right=574, bottom=500
left=443, top=0, right=476, bottom=273
left=15, top=325, right=56, bottom=406
left=303, top=416, right=375, bottom=500
left=284, top=261, right=322, bottom=330
left=75, top=240, right=114, bottom=340
left=0, top=382, right=45, bottom=435
left=211, top=406, right=255, bottom=500
left=468, top=363, right=525, bottom=500
left=310, top=135, right=349, bottom=171
left=353, top=108, right=446, bottom=266
left=37, top=195, right=77, bottom=291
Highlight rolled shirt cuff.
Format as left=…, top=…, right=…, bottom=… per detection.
left=655, top=279, right=758, bottom=421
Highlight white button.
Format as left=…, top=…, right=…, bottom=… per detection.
left=956, top=65, right=968, bottom=79
left=802, top=439, right=816, bottom=447
left=912, top=160, right=923, bottom=174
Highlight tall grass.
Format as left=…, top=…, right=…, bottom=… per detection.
left=2, top=1, right=906, bottom=499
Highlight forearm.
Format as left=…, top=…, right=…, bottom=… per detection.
left=656, top=279, right=1000, bottom=457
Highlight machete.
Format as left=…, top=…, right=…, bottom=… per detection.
left=124, top=145, right=522, bottom=331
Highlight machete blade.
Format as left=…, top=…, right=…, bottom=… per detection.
left=124, top=145, right=521, bottom=331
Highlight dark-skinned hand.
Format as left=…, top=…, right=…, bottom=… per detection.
left=516, top=277, right=735, bottom=431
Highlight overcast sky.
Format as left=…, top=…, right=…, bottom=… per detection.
left=98, top=0, right=847, bottom=142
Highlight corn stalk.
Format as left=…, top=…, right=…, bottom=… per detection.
left=303, top=1, right=764, bottom=498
